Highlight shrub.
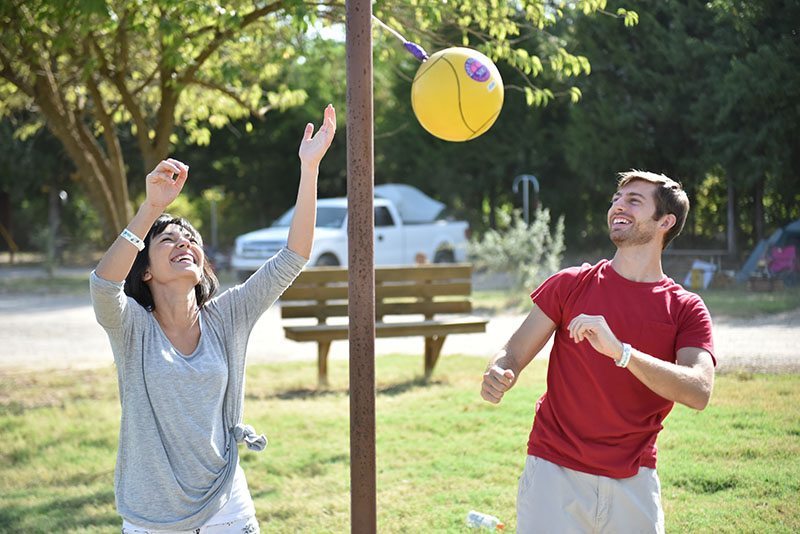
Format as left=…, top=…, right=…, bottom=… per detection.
left=469, top=208, right=565, bottom=292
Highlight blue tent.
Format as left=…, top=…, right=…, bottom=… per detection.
left=736, top=218, right=800, bottom=282
left=776, top=219, right=800, bottom=247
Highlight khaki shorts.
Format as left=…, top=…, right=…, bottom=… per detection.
left=517, top=455, right=665, bottom=534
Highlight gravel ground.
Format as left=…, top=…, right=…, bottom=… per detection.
left=1, top=291, right=797, bottom=374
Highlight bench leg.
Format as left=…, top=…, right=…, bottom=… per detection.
left=318, top=341, right=331, bottom=387
left=424, top=335, right=446, bottom=378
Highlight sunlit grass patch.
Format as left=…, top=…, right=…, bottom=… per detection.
left=1, top=357, right=798, bottom=532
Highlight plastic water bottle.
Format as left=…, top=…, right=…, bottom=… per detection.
left=466, top=510, right=505, bottom=530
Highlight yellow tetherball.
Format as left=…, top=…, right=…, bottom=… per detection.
left=411, top=47, right=504, bottom=142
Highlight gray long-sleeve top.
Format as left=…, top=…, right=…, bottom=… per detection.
left=90, top=248, right=307, bottom=530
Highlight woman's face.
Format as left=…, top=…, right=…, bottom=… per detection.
left=143, top=223, right=205, bottom=286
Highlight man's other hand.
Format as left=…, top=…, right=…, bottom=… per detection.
left=481, top=365, right=516, bottom=404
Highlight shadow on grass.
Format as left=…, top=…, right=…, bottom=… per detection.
left=377, top=376, right=445, bottom=396
left=671, top=474, right=740, bottom=494
left=248, top=376, right=446, bottom=401
left=0, top=488, right=117, bottom=531
left=248, top=387, right=344, bottom=401
left=54, top=468, right=115, bottom=488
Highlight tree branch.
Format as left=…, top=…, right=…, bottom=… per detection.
left=85, top=65, right=124, bottom=177
left=179, top=2, right=285, bottom=86
left=189, top=79, right=263, bottom=117
left=0, top=47, right=34, bottom=96
left=88, top=32, right=154, bottom=163
left=114, top=7, right=131, bottom=74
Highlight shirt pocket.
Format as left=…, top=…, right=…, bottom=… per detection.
left=636, top=320, right=678, bottom=362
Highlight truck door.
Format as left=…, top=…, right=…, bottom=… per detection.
left=374, top=205, right=404, bottom=265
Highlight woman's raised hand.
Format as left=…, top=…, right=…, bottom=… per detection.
left=298, top=104, right=337, bottom=169
left=145, top=158, right=189, bottom=210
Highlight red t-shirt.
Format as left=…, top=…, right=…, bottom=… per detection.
left=528, top=260, right=715, bottom=478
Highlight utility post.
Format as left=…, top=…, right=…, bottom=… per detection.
left=513, top=174, right=540, bottom=225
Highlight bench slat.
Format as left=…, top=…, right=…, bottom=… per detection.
left=375, top=264, right=473, bottom=282
left=288, top=263, right=473, bottom=285
left=282, top=281, right=472, bottom=301
left=281, top=300, right=473, bottom=319
left=284, top=317, right=488, bottom=342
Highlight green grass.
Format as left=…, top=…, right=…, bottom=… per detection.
left=0, top=269, right=242, bottom=296
left=0, top=274, right=90, bottom=296
left=470, top=288, right=530, bottom=314
left=696, top=286, right=800, bottom=317
left=1, top=357, right=798, bottom=533
left=473, top=285, right=800, bottom=318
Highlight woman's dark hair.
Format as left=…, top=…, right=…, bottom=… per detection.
left=124, top=214, right=219, bottom=311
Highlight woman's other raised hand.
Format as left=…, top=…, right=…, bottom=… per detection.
left=145, top=158, right=189, bottom=210
left=298, top=104, right=336, bottom=169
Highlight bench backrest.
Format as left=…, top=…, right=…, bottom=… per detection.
left=280, top=263, right=475, bottom=323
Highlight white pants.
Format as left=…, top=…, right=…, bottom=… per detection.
left=122, top=516, right=259, bottom=534
left=122, top=465, right=258, bottom=534
left=517, top=455, right=665, bottom=534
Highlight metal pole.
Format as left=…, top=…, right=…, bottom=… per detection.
left=210, top=198, right=218, bottom=251
left=522, top=181, right=529, bottom=225
left=513, top=175, right=540, bottom=226
left=346, top=1, right=376, bottom=532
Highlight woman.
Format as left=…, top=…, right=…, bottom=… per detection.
left=91, top=105, right=336, bottom=533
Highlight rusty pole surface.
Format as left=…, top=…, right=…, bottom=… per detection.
left=346, top=0, right=376, bottom=532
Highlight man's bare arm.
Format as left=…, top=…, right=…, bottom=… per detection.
left=481, top=304, right=556, bottom=404
left=626, top=346, right=715, bottom=410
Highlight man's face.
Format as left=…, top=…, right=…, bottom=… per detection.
left=607, top=180, right=662, bottom=248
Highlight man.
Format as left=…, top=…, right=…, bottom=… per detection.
left=481, top=171, right=715, bottom=533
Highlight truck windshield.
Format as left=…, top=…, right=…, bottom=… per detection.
left=272, top=206, right=347, bottom=228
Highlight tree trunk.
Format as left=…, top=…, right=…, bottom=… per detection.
left=726, top=177, right=737, bottom=256
left=488, top=182, right=497, bottom=230
left=33, top=75, right=132, bottom=240
left=46, top=185, right=61, bottom=276
left=0, top=191, right=15, bottom=263
left=753, top=177, right=765, bottom=243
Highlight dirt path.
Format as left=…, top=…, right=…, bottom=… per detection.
left=1, top=292, right=798, bottom=374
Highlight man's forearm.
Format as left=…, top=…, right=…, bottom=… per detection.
left=626, top=348, right=714, bottom=410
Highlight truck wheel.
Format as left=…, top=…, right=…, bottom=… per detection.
left=315, top=253, right=340, bottom=266
left=433, top=249, right=455, bottom=263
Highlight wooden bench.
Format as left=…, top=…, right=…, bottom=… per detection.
left=280, top=263, right=488, bottom=386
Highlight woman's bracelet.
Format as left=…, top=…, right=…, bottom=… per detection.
left=120, top=228, right=145, bottom=251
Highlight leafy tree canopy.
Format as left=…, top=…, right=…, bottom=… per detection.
left=0, top=0, right=635, bottom=236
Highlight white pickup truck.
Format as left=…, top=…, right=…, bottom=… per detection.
left=231, top=184, right=470, bottom=280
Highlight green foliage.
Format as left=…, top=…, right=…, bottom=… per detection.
left=0, top=0, right=314, bottom=143
left=4, top=0, right=797, bottom=260
left=693, top=0, right=800, bottom=237
left=0, top=0, right=645, bottom=253
left=170, top=36, right=351, bottom=243
left=373, top=0, right=635, bottom=107
left=469, top=208, right=565, bottom=291
left=538, top=0, right=800, bottom=251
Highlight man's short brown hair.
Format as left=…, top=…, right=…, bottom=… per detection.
left=617, top=170, right=690, bottom=250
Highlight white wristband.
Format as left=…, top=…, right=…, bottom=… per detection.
left=616, top=342, right=632, bottom=368
left=120, top=228, right=145, bottom=251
